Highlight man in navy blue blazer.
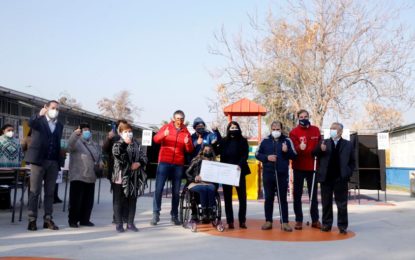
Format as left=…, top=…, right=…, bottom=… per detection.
left=26, top=100, right=64, bottom=231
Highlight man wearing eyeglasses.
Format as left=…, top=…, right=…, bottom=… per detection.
left=151, top=110, right=194, bottom=226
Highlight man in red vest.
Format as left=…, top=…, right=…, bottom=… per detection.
left=289, top=109, right=322, bottom=230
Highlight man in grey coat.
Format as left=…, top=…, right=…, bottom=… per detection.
left=313, top=122, right=356, bottom=234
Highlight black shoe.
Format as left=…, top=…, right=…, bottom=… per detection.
left=80, top=221, right=95, bottom=227
left=68, top=222, right=79, bottom=228
left=53, top=197, right=63, bottom=204
left=171, top=216, right=182, bottom=226
left=127, top=224, right=139, bottom=232
left=28, top=220, right=37, bottom=231
left=339, top=228, right=348, bottom=234
left=43, top=219, right=59, bottom=230
left=321, top=225, right=332, bottom=232
left=116, top=224, right=125, bottom=233
left=240, top=223, right=247, bottom=229
left=228, top=223, right=235, bottom=229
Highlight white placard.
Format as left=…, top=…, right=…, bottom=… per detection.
left=377, top=133, right=390, bottom=150
left=18, top=125, right=24, bottom=140
left=200, top=160, right=241, bottom=187
left=141, top=130, right=153, bottom=146
left=56, top=171, right=63, bottom=184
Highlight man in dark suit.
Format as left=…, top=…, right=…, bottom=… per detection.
left=313, top=122, right=356, bottom=234
left=26, top=100, right=64, bottom=231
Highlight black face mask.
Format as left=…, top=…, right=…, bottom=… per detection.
left=203, top=152, right=214, bottom=158
left=196, top=128, right=205, bottom=134
left=229, top=129, right=241, bottom=137
left=299, top=119, right=310, bottom=127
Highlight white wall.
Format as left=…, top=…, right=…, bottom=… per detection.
left=390, top=129, right=415, bottom=168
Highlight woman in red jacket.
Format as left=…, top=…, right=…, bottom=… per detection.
left=151, top=110, right=194, bottom=226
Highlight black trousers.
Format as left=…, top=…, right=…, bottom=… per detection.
left=111, top=182, right=129, bottom=222
left=113, top=184, right=137, bottom=225
left=321, top=179, right=348, bottom=229
left=263, top=171, right=289, bottom=223
left=223, top=175, right=247, bottom=225
left=68, top=181, right=95, bottom=224
left=293, top=170, right=319, bottom=223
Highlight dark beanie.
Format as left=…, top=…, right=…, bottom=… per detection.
left=79, top=122, right=90, bottom=129
left=192, top=117, right=205, bottom=129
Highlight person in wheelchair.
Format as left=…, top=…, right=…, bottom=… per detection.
left=185, top=145, right=217, bottom=223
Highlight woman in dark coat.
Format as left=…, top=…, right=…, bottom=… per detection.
left=112, top=123, right=148, bottom=233
left=214, top=121, right=250, bottom=229
left=185, top=145, right=218, bottom=222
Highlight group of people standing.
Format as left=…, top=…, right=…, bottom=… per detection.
left=0, top=101, right=354, bottom=235
left=256, top=109, right=356, bottom=234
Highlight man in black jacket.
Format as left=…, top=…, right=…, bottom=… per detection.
left=26, top=100, right=64, bottom=231
left=313, top=122, right=356, bottom=234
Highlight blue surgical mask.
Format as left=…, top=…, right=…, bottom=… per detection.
left=82, top=130, right=92, bottom=140
left=330, top=129, right=338, bottom=139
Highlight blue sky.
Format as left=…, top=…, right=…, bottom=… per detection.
left=0, top=0, right=414, bottom=128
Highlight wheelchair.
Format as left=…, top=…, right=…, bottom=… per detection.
left=179, top=186, right=224, bottom=232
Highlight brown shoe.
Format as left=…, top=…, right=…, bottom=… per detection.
left=282, top=223, right=293, bottom=232
left=294, top=222, right=302, bottom=230
left=311, top=221, right=322, bottom=229
left=261, top=221, right=272, bottom=230
left=43, top=219, right=59, bottom=230
left=228, top=223, right=235, bottom=229
left=239, top=222, right=247, bottom=229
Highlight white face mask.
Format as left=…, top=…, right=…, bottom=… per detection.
left=47, top=109, right=59, bottom=119
left=122, top=132, right=133, bottom=141
left=4, top=131, right=14, bottom=138
left=271, top=130, right=281, bottom=139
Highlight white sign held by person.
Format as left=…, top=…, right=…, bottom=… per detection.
left=377, top=133, right=390, bottom=150
left=200, top=160, right=241, bottom=187
left=142, top=130, right=153, bottom=146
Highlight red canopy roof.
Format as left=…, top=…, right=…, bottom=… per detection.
left=223, top=98, right=267, bottom=117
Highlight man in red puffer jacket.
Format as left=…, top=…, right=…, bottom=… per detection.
left=151, top=110, right=193, bottom=226
left=289, top=109, right=322, bottom=231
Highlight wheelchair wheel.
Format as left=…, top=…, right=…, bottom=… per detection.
left=179, top=190, right=186, bottom=224
left=214, top=191, right=222, bottom=220
left=182, top=190, right=192, bottom=228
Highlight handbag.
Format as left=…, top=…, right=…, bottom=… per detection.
left=81, top=141, right=103, bottom=178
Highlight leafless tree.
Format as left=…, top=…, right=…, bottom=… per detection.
left=58, top=91, right=82, bottom=108
left=352, top=102, right=404, bottom=132
left=97, top=90, right=141, bottom=123
left=210, top=0, right=415, bottom=129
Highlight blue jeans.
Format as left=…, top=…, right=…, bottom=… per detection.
left=153, top=163, right=183, bottom=217
left=190, top=184, right=216, bottom=208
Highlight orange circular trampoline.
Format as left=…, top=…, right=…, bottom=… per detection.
left=199, top=219, right=355, bottom=242
left=0, top=258, right=68, bottom=260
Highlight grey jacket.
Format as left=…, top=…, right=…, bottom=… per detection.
left=68, top=131, right=101, bottom=183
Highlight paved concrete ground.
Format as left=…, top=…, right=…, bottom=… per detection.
left=1, top=180, right=414, bottom=260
